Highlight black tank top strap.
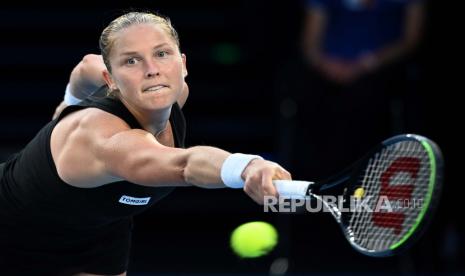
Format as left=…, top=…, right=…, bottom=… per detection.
left=56, top=86, right=141, bottom=129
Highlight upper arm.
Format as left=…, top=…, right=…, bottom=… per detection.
left=96, top=129, right=189, bottom=186
left=303, top=3, right=327, bottom=54
left=53, top=110, right=189, bottom=188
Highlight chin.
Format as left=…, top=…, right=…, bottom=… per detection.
left=141, top=90, right=180, bottom=110
left=144, top=99, right=175, bottom=112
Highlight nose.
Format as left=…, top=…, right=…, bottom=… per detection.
left=145, top=60, right=160, bottom=78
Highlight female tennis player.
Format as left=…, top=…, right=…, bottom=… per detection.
left=0, top=11, right=291, bottom=275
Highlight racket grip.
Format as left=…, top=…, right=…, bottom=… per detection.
left=273, top=180, right=313, bottom=199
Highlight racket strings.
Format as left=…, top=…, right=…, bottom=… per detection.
left=348, top=140, right=432, bottom=252
left=363, top=142, right=429, bottom=250
left=369, top=142, right=430, bottom=250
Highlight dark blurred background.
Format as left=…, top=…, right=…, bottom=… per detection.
left=0, top=0, right=461, bottom=275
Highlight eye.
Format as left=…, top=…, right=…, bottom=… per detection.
left=126, top=57, right=138, bottom=65
left=156, top=50, right=169, bottom=58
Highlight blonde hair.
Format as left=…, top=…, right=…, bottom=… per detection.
left=99, top=11, right=180, bottom=73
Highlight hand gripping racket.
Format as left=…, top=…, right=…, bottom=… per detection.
left=273, top=134, right=443, bottom=257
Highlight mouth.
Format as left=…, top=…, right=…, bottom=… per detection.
left=143, top=85, right=169, bottom=93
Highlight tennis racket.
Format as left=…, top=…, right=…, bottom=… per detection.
left=273, top=134, right=443, bottom=257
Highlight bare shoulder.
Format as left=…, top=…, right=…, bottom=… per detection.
left=51, top=107, right=187, bottom=188
left=51, top=108, right=139, bottom=187
left=63, top=107, right=130, bottom=135
left=52, top=107, right=131, bottom=157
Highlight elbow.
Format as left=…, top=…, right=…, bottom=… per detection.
left=81, top=54, right=103, bottom=67
left=180, top=150, right=223, bottom=188
left=181, top=151, right=206, bottom=186
left=79, top=54, right=104, bottom=80
left=73, top=54, right=99, bottom=80
left=70, top=54, right=106, bottom=98
left=181, top=158, right=194, bottom=185
left=122, top=152, right=190, bottom=187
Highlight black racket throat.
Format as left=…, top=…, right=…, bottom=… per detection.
left=310, top=151, right=372, bottom=196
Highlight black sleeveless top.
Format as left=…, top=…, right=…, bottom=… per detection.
left=0, top=91, right=186, bottom=246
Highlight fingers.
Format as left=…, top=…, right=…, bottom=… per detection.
left=275, top=167, right=292, bottom=181
left=243, top=171, right=265, bottom=204
left=243, top=184, right=262, bottom=205
left=242, top=160, right=292, bottom=204
left=243, top=169, right=273, bottom=205
left=261, top=169, right=278, bottom=198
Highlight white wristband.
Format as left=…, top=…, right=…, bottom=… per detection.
left=64, top=83, right=82, bottom=105
left=220, top=153, right=264, bottom=189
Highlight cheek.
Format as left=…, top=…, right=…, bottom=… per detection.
left=167, top=58, right=184, bottom=75
left=170, top=64, right=184, bottom=82
left=116, top=72, right=139, bottom=89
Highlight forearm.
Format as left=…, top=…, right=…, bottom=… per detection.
left=182, top=146, right=231, bottom=188
left=116, top=143, right=231, bottom=188
left=129, top=146, right=261, bottom=189
left=363, top=2, right=423, bottom=71
left=367, top=40, right=416, bottom=70
left=127, top=145, right=286, bottom=204
left=302, top=7, right=326, bottom=67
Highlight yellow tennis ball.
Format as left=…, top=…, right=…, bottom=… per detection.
left=354, top=187, right=365, bottom=199
left=230, top=221, right=278, bottom=258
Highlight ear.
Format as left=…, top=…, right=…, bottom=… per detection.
left=181, top=53, right=188, bottom=78
left=102, top=70, right=116, bottom=90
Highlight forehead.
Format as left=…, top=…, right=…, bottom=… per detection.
left=112, top=23, right=175, bottom=55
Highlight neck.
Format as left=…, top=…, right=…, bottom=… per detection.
left=121, top=99, right=172, bottom=136
left=141, top=109, right=172, bottom=136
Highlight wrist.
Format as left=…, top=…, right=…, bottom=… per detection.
left=64, top=83, right=83, bottom=105
left=241, top=158, right=260, bottom=180
left=220, top=153, right=264, bottom=189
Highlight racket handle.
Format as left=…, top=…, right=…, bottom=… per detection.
left=273, top=180, right=313, bottom=199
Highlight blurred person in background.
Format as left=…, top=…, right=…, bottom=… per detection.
left=274, top=0, right=427, bottom=272
left=277, top=0, right=425, bottom=180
